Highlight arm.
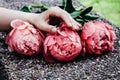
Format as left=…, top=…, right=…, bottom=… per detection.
left=0, top=7, right=35, bottom=31
left=0, top=7, right=81, bottom=33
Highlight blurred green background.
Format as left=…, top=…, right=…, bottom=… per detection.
left=78, top=0, right=120, bottom=28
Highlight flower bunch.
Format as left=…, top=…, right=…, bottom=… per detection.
left=6, top=0, right=116, bottom=63
left=6, top=20, right=116, bottom=62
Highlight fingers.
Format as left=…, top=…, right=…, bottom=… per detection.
left=30, top=11, right=57, bottom=33
left=61, top=11, right=82, bottom=30
left=36, top=21, right=57, bottom=33
left=32, top=6, right=82, bottom=33
left=48, top=7, right=82, bottom=30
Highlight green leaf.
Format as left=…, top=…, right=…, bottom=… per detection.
left=76, top=19, right=84, bottom=22
left=21, top=6, right=32, bottom=12
left=62, top=0, right=65, bottom=7
left=83, top=14, right=99, bottom=20
left=21, top=4, right=48, bottom=13
left=60, top=0, right=65, bottom=9
left=71, top=11, right=81, bottom=18
left=78, top=16, right=88, bottom=22
left=64, top=0, right=75, bottom=13
left=76, top=19, right=85, bottom=26
left=56, top=24, right=60, bottom=28
left=80, top=6, right=93, bottom=16
left=31, top=4, right=48, bottom=11
left=70, top=9, right=83, bottom=18
left=59, top=6, right=64, bottom=9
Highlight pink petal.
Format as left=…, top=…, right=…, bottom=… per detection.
left=81, top=22, right=95, bottom=40
left=57, top=29, right=67, bottom=37
left=11, top=19, right=25, bottom=28
left=44, top=36, right=56, bottom=46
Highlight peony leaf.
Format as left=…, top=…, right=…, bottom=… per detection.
left=21, top=1, right=98, bottom=26
left=76, top=18, right=86, bottom=25
left=59, top=6, right=64, bottom=9
left=70, top=9, right=83, bottom=18
left=56, top=24, right=60, bottom=28
left=62, top=0, right=65, bottom=7
left=64, top=0, right=76, bottom=13
left=76, top=19, right=84, bottom=22
left=80, top=6, right=93, bottom=16
left=21, top=4, right=48, bottom=13
left=71, top=11, right=81, bottom=18
left=83, top=14, right=99, bottom=20
left=70, top=6, right=98, bottom=24
left=31, top=4, right=48, bottom=11
left=78, top=16, right=88, bottom=22
left=21, top=6, right=32, bottom=13
left=59, top=0, right=65, bottom=9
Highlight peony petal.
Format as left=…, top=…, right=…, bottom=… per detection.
left=57, top=29, right=67, bottom=37
left=44, top=49, right=56, bottom=63
left=81, top=22, right=96, bottom=40
left=56, top=37, right=63, bottom=45
left=106, top=41, right=113, bottom=51
left=44, top=36, right=56, bottom=46
left=109, top=30, right=116, bottom=40
left=68, top=31, right=77, bottom=42
left=86, top=37, right=96, bottom=54
left=11, top=19, right=25, bottom=28
left=104, top=23, right=113, bottom=30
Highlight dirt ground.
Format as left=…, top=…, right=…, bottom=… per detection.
left=0, top=0, right=120, bottom=80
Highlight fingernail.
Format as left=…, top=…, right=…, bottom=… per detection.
left=67, top=23, right=72, bottom=27
left=51, top=27, right=57, bottom=33
left=78, top=22, right=82, bottom=27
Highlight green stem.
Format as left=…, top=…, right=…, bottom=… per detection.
left=30, top=4, right=48, bottom=10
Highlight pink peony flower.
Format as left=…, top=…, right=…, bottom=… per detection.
left=44, top=22, right=82, bottom=63
left=6, top=19, right=44, bottom=56
left=80, top=22, right=116, bottom=56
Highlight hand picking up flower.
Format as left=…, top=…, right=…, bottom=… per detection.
left=44, top=22, right=82, bottom=63
left=6, top=19, right=44, bottom=56
left=80, top=22, right=116, bottom=56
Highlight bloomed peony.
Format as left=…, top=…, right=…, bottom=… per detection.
left=80, top=21, right=116, bottom=56
left=6, top=19, right=44, bottom=56
left=44, top=22, right=82, bottom=62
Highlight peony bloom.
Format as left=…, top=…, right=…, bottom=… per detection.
left=6, top=19, right=44, bottom=56
left=44, top=22, right=82, bottom=63
left=80, top=22, right=116, bottom=56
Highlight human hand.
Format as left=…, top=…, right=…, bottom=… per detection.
left=30, top=7, right=82, bottom=33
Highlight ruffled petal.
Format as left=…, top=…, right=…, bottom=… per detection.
left=81, top=22, right=95, bottom=40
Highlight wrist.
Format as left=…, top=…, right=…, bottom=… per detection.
left=26, top=13, right=39, bottom=26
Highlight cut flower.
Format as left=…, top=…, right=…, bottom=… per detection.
left=6, top=19, right=44, bottom=56
left=44, top=22, right=82, bottom=62
left=80, top=21, right=116, bottom=56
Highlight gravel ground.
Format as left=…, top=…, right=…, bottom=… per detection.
left=0, top=0, right=120, bottom=80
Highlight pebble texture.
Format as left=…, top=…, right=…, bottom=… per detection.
left=0, top=0, right=120, bottom=80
